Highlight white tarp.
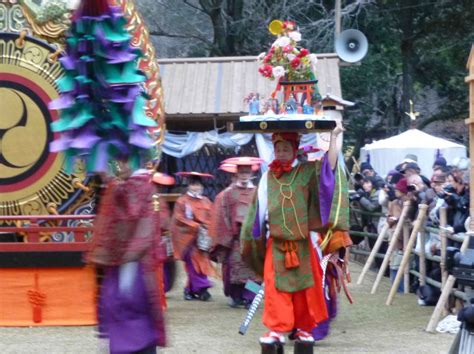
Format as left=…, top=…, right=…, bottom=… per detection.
left=359, top=129, right=467, bottom=177
left=162, top=130, right=325, bottom=171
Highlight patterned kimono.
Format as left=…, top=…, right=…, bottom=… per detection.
left=241, top=157, right=349, bottom=333
left=209, top=182, right=261, bottom=303
left=88, top=175, right=166, bottom=352
left=156, top=195, right=172, bottom=309
left=170, top=192, right=214, bottom=295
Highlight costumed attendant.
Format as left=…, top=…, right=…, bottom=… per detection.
left=209, top=157, right=263, bottom=308
left=87, top=162, right=166, bottom=353
left=151, top=172, right=177, bottom=309
left=240, top=124, right=348, bottom=348
left=170, top=172, right=215, bottom=301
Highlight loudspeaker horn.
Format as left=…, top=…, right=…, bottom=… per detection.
left=335, top=29, right=368, bottom=63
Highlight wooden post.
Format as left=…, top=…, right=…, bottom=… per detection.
left=419, top=230, right=427, bottom=287
left=386, top=204, right=428, bottom=305
left=426, top=233, right=471, bottom=332
left=439, top=207, right=448, bottom=288
left=357, top=222, right=389, bottom=285
left=371, top=201, right=411, bottom=294
left=335, top=0, right=342, bottom=37
left=465, top=45, right=474, bottom=226
left=403, top=223, right=410, bottom=294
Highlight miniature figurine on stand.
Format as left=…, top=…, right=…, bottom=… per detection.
left=244, top=93, right=262, bottom=115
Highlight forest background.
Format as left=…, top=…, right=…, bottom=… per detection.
left=136, top=0, right=474, bottom=159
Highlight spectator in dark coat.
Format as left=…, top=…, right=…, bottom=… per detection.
left=360, top=162, right=384, bottom=190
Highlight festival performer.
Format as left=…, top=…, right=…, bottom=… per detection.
left=240, top=124, right=348, bottom=350
left=87, top=163, right=166, bottom=353
left=151, top=172, right=177, bottom=308
left=170, top=172, right=215, bottom=301
left=209, top=157, right=263, bottom=308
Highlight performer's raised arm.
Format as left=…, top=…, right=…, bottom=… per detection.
left=327, top=121, right=344, bottom=170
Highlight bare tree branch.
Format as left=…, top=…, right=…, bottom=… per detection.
left=183, top=0, right=209, bottom=14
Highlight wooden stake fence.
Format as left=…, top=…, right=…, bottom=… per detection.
left=386, top=204, right=428, bottom=305
left=439, top=207, right=448, bottom=288
left=371, top=201, right=411, bottom=294
left=425, top=233, right=472, bottom=332
left=357, top=221, right=389, bottom=285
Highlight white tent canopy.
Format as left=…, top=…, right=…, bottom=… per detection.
left=359, top=129, right=467, bottom=177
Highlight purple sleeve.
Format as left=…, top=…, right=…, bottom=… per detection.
left=252, top=200, right=261, bottom=239
left=319, top=156, right=336, bottom=226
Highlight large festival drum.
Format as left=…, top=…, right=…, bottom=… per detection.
left=0, top=31, right=92, bottom=218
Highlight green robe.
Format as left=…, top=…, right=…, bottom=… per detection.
left=240, top=159, right=349, bottom=293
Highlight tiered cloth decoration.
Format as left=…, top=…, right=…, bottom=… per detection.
left=49, top=0, right=157, bottom=172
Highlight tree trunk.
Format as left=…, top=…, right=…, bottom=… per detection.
left=199, top=0, right=229, bottom=56
left=226, top=0, right=244, bottom=54
left=397, top=0, right=417, bottom=130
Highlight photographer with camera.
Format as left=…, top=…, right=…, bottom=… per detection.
left=351, top=177, right=382, bottom=235
left=407, top=174, right=429, bottom=207
left=377, top=170, right=403, bottom=233
left=359, top=162, right=385, bottom=190
left=440, top=173, right=470, bottom=237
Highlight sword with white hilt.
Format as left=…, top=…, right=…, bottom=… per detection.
left=320, top=253, right=332, bottom=287
left=320, top=253, right=333, bottom=300
left=238, top=281, right=264, bottom=335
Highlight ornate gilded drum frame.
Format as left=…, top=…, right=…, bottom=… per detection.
left=0, top=32, right=88, bottom=217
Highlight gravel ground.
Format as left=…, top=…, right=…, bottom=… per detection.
left=0, top=261, right=454, bottom=353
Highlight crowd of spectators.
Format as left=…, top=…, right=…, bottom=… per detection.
left=351, top=154, right=470, bottom=240
left=350, top=154, right=471, bottom=305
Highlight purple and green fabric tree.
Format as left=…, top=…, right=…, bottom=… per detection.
left=49, top=0, right=156, bottom=173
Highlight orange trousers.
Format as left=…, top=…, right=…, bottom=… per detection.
left=262, top=238, right=328, bottom=332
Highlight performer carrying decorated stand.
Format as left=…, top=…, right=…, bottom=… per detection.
left=231, top=20, right=352, bottom=354
left=240, top=127, right=349, bottom=351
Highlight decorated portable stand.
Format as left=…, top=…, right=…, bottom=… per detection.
left=228, top=116, right=336, bottom=134
left=229, top=19, right=336, bottom=137
left=238, top=19, right=339, bottom=129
